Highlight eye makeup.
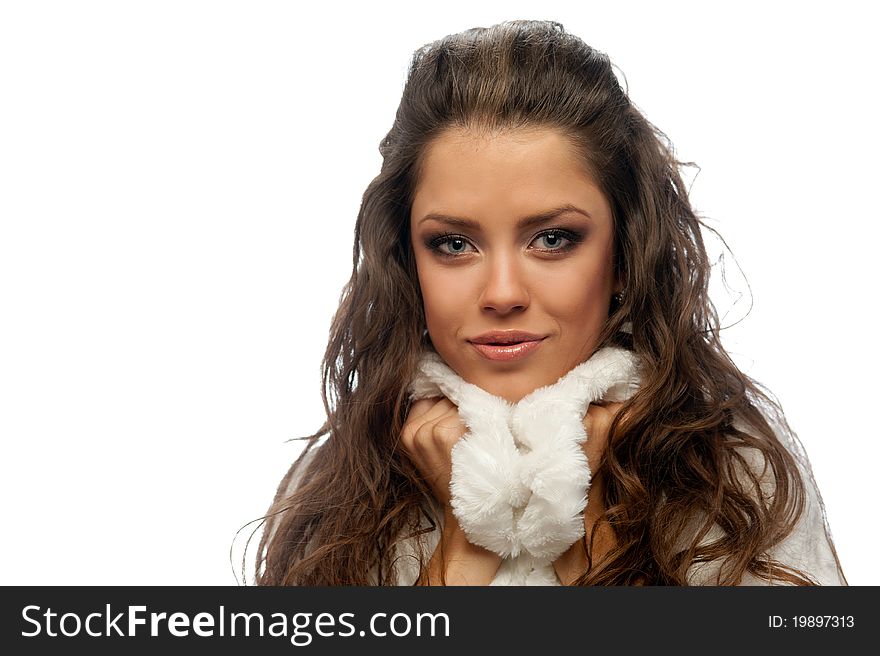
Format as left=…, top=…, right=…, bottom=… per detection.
left=423, top=227, right=586, bottom=259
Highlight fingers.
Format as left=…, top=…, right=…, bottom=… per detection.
left=401, top=396, right=466, bottom=508
left=584, top=401, right=623, bottom=436
left=405, top=398, right=458, bottom=437
left=401, top=397, right=461, bottom=454
left=583, top=401, right=624, bottom=469
left=403, top=397, right=454, bottom=435
left=432, top=412, right=467, bottom=442
left=413, top=397, right=457, bottom=424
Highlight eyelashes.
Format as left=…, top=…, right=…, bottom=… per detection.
left=424, top=228, right=585, bottom=258
left=425, top=233, right=473, bottom=256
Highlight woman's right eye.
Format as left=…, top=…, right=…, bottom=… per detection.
left=427, top=234, right=475, bottom=257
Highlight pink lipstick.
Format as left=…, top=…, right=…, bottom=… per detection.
left=468, top=331, right=546, bottom=362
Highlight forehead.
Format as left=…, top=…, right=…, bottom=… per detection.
left=411, top=126, right=610, bottom=224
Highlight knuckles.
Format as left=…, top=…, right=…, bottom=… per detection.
left=583, top=401, right=624, bottom=466
left=401, top=398, right=466, bottom=454
left=585, top=402, right=623, bottom=434
left=431, top=416, right=467, bottom=444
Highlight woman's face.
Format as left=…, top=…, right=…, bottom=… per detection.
left=410, top=126, right=621, bottom=403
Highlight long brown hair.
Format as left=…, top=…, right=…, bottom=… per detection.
left=251, top=20, right=844, bottom=585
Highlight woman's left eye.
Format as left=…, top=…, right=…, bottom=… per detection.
left=531, top=230, right=577, bottom=251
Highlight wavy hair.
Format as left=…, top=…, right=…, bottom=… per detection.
left=251, top=20, right=845, bottom=585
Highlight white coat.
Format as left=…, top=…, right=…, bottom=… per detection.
left=276, top=346, right=845, bottom=585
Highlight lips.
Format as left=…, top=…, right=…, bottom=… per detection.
left=468, top=331, right=546, bottom=362
left=469, top=331, right=545, bottom=345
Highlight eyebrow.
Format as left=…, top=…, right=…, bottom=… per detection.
left=416, top=203, right=593, bottom=231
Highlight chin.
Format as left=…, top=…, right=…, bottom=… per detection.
left=475, top=376, right=540, bottom=404
left=440, top=349, right=558, bottom=402
left=498, top=390, right=530, bottom=404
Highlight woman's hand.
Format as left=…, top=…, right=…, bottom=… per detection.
left=400, top=397, right=468, bottom=507
left=402, top=397, right=502, bottom=585
left=582, top=400, right=623, bottom=470
left=553, top=400, right=624, bottom=585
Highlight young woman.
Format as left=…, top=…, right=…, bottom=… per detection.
left=253, top=20, right=846, bottom=586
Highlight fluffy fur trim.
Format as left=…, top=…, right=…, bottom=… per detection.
left=408, top=346, right=641, bottom=581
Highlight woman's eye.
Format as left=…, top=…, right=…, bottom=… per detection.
left=532, top=231, right=574, bottom=251
left=442, top=237, right=472, bottom=254
left=428, top=234, right=475, bottom=256
left=426, top=229, right=581, bottom=257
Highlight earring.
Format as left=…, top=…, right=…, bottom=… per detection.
left=614, top=288, right=627, bottom=304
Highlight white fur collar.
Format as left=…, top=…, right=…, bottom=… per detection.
left=408, top=346, right=641, bottom=585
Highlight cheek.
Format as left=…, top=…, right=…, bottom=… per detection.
left=423, top=292, right=466, bottom=330
left=537, top=257, right=613, bottom=323
left=416, top=263, right=467, bottom=333
left=541, top=282, right=605, bottom=323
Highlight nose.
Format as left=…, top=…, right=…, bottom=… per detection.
left=479, top=252, right=529, bottom=315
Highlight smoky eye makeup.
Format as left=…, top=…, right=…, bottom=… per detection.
left=423, top=232, right=473, bottom=256
left=530, top=228, right=585, bottom=252
left=422, top=227, right=586, bottom=258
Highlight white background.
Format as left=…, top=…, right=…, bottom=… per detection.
left=1, top=1, right=876, bottom=585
